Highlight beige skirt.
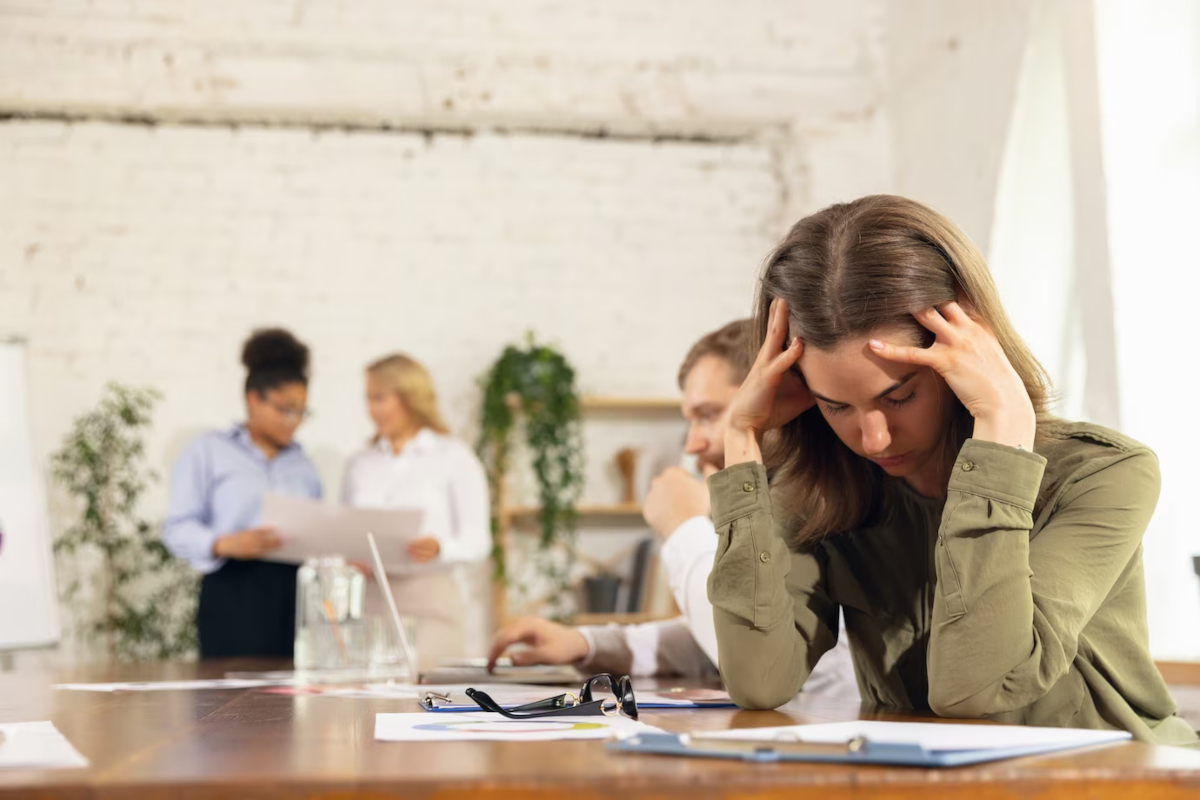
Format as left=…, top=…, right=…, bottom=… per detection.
left=365, top=570, right=465, bottom=671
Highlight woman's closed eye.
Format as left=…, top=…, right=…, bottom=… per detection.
left=821, top=392, right=916, bottom=416
left=881, top=391, right=917, bottom=409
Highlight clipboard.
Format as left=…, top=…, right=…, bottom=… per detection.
left=608, top=721, right=1132, bottom=768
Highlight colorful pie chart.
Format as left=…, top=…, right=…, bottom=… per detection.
left=414, top=720, right=606, bottom=735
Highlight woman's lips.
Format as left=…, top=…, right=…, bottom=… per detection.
left=870, top=452, right=910, bottom=468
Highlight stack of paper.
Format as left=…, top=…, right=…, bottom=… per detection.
left=0, top=721, right=88, bottom=770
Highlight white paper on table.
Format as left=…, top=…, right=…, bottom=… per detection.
left=256, top=683, right=424, bottom=699
left=695, top=721, right=1131, bottom=752
left=54, top=678, right=288, bottom=692
left=0, top=721, right=88, bottom=770
left=374, top=712, right=663, bottom=742
left=260, top=494, right=424, bottom=569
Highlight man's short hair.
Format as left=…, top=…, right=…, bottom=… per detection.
left=677, top=319, right=753, bottom=389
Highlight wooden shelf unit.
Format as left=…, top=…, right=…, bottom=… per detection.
left=578, top=396, right=681, bottom=412
left=493, top=394, right=682, bottom=624
left=568, top=611, right=675, bottom=626
left=508, top=502, right=643, bottom=521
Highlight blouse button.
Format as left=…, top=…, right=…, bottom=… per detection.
left=742, top=482, right=755, bottom=493
left=759, top=551, right=771, bottom=563
left=961, top=461, right=977, bottom=472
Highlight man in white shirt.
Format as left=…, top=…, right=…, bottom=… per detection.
left=488, top=320, right=856, bottom=699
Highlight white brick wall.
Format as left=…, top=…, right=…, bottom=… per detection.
left=1, top=120, right=783, bottom=487
left=0, top=0, right=884, bottom=136
left=0, top=0, right=901, bottom=660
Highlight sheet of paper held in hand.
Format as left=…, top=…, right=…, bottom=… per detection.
left=260, top=494, right=424, bottom=570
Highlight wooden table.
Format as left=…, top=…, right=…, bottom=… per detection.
left=3, top=660, right=1200, bottom=799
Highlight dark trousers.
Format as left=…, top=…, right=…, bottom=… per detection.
left=198, top=559, right=298, bottom=659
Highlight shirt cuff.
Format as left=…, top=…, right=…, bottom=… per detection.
left=949, top=438, right=1047, bottom=511
left=707, top=461, right=771, bottom=528
left=436, top=536, right=464, bottom=564
left=576, top=625, right=633, bottom=674
left=578, top=626, right=597, bottom=666
left=660, top=516, right=716, bottom=571
left=168, top=524, right=226, bottom=575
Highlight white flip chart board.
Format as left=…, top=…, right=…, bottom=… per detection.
left=0, top=337, right=60, bottom=650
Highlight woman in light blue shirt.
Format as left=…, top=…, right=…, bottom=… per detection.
left=163, top=329, right=322, bottom=658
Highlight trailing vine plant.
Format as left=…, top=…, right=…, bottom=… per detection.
left=477, top=334, right=584, bottom=615
left=51, top=383, right=198, bottom=660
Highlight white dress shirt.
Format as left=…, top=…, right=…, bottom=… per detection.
left=341, top=428, right=491, bottom=575
left=580, top=515, right=859, bottom=701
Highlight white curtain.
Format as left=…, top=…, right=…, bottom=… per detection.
left=1095, top=0, right=1200, bottom=660
left=992, top=0, right=1200, bottom=659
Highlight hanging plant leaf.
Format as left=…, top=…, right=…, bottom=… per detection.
left=476, top=333, right=584, bottom=594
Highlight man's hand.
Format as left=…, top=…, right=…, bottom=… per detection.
left=487, top=617, right=589, bottom=671
left=642, top=466, right=711, bottom=539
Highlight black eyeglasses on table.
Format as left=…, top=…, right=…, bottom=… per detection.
left=465, top=673, right=638, bottom=720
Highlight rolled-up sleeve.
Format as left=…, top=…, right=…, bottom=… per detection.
left=580, top=618, right=714, bottom=677
left=707, top=462, right=837, bottom=710
left=162, top=441, right=225, bottom=575
left=928, top=438, right=1158, bottom=718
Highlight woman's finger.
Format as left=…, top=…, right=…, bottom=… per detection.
left=767, top=335, right=803, bottom=374
left=912, top=306, right=956, bottom=340
left=869, top=337, right=939, bottom=368
left=938, top=300, right=971, bottom=325
left=755, top=298, right=790, bottom=368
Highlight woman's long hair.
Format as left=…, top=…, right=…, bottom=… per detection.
left=367, top=353, right=451, bottom=436
left=757, top=195, right=1054, bottom=546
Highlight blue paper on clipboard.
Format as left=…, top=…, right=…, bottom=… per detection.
left=608, top=721, right=1131, bottom=767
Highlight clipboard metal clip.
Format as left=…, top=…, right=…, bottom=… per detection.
left=680, top=732, right=871, bottom=759
left=419, top=691, right=453, bottom=710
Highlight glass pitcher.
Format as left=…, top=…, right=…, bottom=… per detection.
left=294, top=555, right=367, bottom=671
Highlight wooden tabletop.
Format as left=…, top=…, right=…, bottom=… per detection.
left=3, top=660, right=1200, bottom=799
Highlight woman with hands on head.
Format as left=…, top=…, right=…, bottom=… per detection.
left=709, top=194, right=1196, bottom=743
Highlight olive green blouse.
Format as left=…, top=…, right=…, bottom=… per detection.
left=707, top=420, right=1197, bottom=744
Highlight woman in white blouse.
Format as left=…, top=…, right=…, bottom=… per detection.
left=342, top=353, right=490, bottom=667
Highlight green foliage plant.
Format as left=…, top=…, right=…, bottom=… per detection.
left=51, top=383, right=197, bottom=660
left=476, top=334, right=585, bottom=600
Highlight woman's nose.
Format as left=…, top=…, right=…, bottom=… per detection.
left=860, top=410, right=892, bottom=456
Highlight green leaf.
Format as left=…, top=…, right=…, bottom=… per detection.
left=50, top=383, right=198, bottom=661
left=475, top=334, right=584, bottom=613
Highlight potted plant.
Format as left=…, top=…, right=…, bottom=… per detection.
left=582, top=570, right=622, bottom=614
left=477, top=334, right=584, bottom=616
left=51, top=383, right=198, bottom=660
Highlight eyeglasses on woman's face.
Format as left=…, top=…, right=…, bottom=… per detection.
left=265, top=400, right=312, bottom=423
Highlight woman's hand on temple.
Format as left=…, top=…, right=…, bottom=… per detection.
left=724, top=298, right=816, bottom=465
left=868, top=302, right=1037, bottom=450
